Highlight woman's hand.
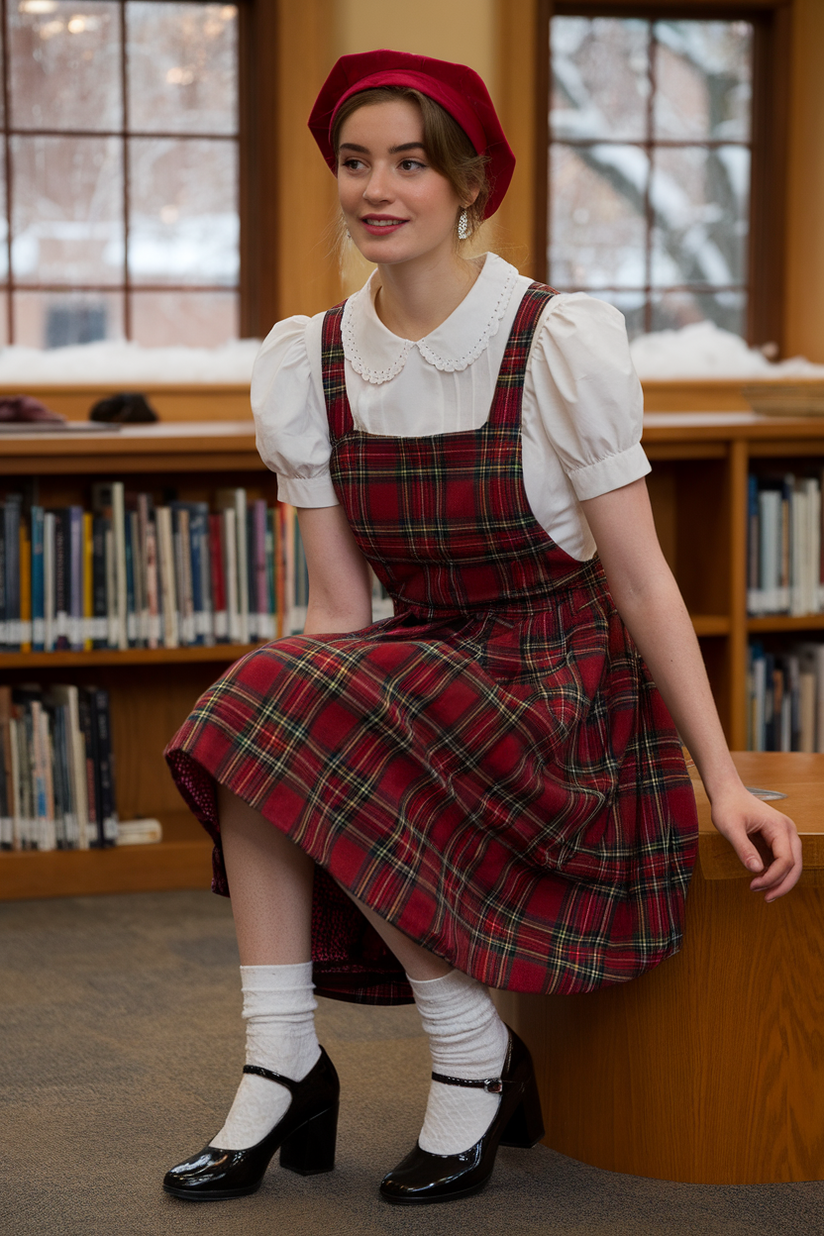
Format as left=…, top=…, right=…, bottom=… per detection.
left=709, top=784, right=803, bottom=901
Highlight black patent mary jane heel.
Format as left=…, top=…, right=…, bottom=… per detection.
left=379, top=1028, right=544, bottom=1205
left=163, top=1047, right=340, bottom=1201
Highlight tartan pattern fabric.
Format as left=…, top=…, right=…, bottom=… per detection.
left=166, top=282, right=698, bottom=1005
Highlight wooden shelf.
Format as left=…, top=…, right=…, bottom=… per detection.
left=0, top=811, right=213, bottom=901
left=0, top=643, right=262, bottom=669
left=748, top=614, right=824, bottom=633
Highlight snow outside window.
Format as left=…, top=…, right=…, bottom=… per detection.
left=549, top=16, right=753, bottom=340
left=1, top=1, right=239, bottom=348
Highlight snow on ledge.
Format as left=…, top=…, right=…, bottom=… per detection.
left=630, top=321, right=824, bottom=380
left=0, top=338, right=261, bottom=386
left=0, top=323, right=823, bottom=386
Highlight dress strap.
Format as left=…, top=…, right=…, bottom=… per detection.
left=321, top=301, right=352, bottom=440
left=487, top=283, right=556, bottom=431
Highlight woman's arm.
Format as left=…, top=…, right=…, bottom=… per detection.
left=580, top=477, right=802, bottom=901
left=297, top=506, right=374, bottom=635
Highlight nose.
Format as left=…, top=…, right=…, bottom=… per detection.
left=363, top=165, right=392, bottom=204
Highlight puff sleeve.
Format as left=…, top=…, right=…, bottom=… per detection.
left=527, top=293, right=650, bottom=501
left=251, top=313, right=340, bottom=507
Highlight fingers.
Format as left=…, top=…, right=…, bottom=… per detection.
left=713, top=800, right=803, bottom=902
left=748, top=819, right=804, bottom=901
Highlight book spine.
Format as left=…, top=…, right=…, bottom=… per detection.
left=53, top=509, right=69, bottom=650
left=222, top=508, right=239, bottom=642
left=69, top=505, right=84, bottom=651
left=82, top=511, right=94, bottom=650
left=0, top=687, right=14, bottom=849
left=77, top=689, right=102, bottom=847
left=126, top=510, right=139, bottom=647
left=31, top=506, right=45, bottom=651
left=90, top=687, right=118, bottom=846
left=4, top=495, right=22, bottom=651
left=156, top=506, right=179, bottom=648
left=145, top=516, right=160, bottom=649
left=209, top=512, right=228, bottom=642
left=111, top=481, right=128, bottom=650
left=19, top=517, right=31, bottom=652
left=235, top=490, right=249, bottom=643
left=43, top=511, right=56, bottom=652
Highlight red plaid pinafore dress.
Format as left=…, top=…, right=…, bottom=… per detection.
left=166, top=282, right=698, bottom=1005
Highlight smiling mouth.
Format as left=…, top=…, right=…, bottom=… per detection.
left=362, top=217, right=407, bottom=227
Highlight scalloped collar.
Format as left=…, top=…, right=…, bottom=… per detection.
left=341, top=252, right=520, bottom=386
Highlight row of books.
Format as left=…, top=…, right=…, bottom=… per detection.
left=747, top=472, right=824, bottom=616
left=0, top=487, right=308, bottom=652
left=747, top=641, right=824, bottom=753
left=0, top=683, right=117, bottom=851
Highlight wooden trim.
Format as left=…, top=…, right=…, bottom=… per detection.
left=747, top=5, right=792, bottom=352
left=493, top=0, right=544, bottom=273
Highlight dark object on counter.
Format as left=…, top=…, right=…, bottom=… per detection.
left=0, top=394, right=66, bottom=423
left=90, top=391, right=159, bottom=423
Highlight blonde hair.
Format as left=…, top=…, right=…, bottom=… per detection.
left=331, top=87, right=491, bottom=235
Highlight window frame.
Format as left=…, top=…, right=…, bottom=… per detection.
left=0, top=0, right=245, bottom=347
left=530, top=0, right=792, bottom=352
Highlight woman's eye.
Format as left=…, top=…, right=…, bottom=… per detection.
left=341, top=158, right=364, bottom=171
left=399, top=159, right=425, bottom=172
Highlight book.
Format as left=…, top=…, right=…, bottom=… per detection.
left=46, top=685, right=89, bottom=850
left=30, top=505, right=45, bottom=651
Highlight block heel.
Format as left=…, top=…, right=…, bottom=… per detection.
left=380, top=1027, right=543, bottom=1205
left=163, top=1047, right=340, bottom=1201
left=499, top=1068, right=544, bottom=1147
left=280, top=1102, right=339, bottom=1175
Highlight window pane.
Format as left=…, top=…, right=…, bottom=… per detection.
left=10, top=2, right=121, bottom=132
left=130, top=290, right=237, bottom=347
left=15, top=289, right=125, bottom=348
left=12, top=136, right=123, bottom=285
left=127, top=2, right=238, bottom=135
left=653, top=21, right=752, bottom=142
left=651, top=145, right=749, bottom=287
left=650, top=288, right=746, bottom=337
left=551, top=17, right=649, bottom=143
left=549, top=144, right=649, bottom=289
left=128, top=137, right=238, bottom=286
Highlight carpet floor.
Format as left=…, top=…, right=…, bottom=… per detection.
left=0, top=889, right=819, bottom=1236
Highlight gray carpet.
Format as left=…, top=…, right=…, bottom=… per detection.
left=0, top=890, right=820, bottom=1236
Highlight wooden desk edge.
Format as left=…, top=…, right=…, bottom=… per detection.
left=691, top=752, right=824, bottom=882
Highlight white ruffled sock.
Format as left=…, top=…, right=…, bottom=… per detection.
left=211, top=962, right=321, bottom=1151
left=408, top=970, right=510, bottom=1156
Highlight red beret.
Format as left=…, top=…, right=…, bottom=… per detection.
left=307, top=49, right=515, bottom=219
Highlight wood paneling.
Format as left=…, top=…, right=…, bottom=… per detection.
left=784, top=0, right=824, bottom=363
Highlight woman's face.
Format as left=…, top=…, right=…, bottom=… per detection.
left=336, top=97, right=465, bottom=270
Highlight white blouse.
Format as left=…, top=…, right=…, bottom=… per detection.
left=251, top=252, right=650, bottom=561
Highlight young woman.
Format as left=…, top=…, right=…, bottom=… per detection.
left=163, top=50, right=802, bottom=1206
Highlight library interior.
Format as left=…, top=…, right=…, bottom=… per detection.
left=2, top=2, right=824, bottom=1232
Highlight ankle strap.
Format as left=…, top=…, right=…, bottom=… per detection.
left=243, top=1063, right=300, bottom=1092
left=430, top=1071, right=504, bottom=1094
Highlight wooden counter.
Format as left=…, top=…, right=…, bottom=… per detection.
left=494, top=752, right=824, bottom=1184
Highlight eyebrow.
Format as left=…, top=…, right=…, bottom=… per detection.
left=338, top=142, right=426, bottom=154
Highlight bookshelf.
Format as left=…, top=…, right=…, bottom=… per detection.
left=3, top=410, right=824, bottom=900
left=643, top=410, right=824, bottom=750
left=0, top=421, right=272, bottom=901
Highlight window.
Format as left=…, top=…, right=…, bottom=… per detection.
left=548, top=14, right=753, bottom=339
left=534, top=2, right=791, bottom=350
left=3, top=0, right=240, bottom=348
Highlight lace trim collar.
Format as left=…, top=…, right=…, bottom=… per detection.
left=341, top=252, right=520, bottom=386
